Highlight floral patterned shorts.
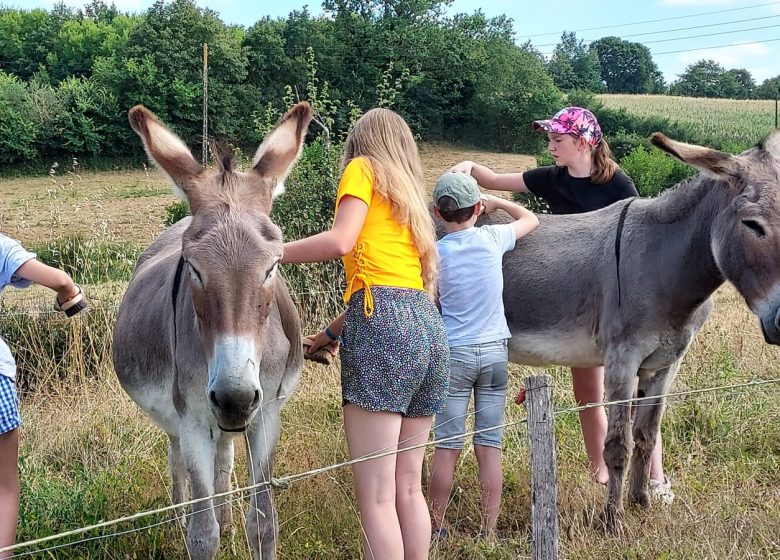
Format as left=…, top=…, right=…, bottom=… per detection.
left=340, top=287, right=449, bottom=417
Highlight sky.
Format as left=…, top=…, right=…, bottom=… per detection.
left=6, top=0, right=780, bottom=84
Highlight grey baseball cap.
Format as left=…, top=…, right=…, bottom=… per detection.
left=433, top=172, right=481, bottom=210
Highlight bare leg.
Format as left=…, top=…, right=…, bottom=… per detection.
left=396, top=415, right=434, bottom=560
left=429, top=448, right=460, bottom=532
left=474, top=444, right=503, bottom=536
left=343, top=404, right=403, bottom=560
left=571, top=366, right=609, bottom=484
left=0, top=429, right=19, bottom=560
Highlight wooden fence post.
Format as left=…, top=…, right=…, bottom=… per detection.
left=525, top=374, right=559, bottom=560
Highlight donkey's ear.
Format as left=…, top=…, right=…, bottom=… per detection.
left=252, top=102, right=314, bottom=198
left=651, top=133, right=738, bottom=177
left=759, top=128, right=780, bottom=158
left=129, top=105, right=203, bottom=205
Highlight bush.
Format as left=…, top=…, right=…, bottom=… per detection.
left=607, top=131, right=653, bottom=161
left=31, top=236, right=142, bottom=284
left=163, top=200, right=189, bottom=226
left=0, top=71, right=39, bottom=163
left=619, top=145, right=696, bottom=198
left=271, top=138, right=345, bottom=323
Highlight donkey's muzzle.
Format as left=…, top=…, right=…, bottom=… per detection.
left=759, top=307, right=780, bottom=345
left=209, top=387, right=262, bottom=431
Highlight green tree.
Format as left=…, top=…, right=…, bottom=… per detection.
left=756, top=75, right=780, bottom=99
left=114, top=0, right=248, bottom=142
left=590, top=36, right=664, bottom=94
left=546, top=32, right=603, bottom=92
left=0, top=71, right=39, bottom=163
left=722, top=68, right=756, bottom=99
left=669, top=59, right=745, bottom=98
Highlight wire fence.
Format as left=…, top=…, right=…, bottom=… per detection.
left=2, top=376, right=778, bottom=557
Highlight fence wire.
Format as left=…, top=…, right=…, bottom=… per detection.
left=2, top=376, right=778, bottom=557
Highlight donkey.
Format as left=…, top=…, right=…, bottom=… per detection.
left=489, top=130, right=780, bottom=529
left=112, top=102, right=312, bottom=559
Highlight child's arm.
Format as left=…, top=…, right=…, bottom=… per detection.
left=482, top=195, right=539, bottom=239
left=14, top=259, right=86, bottom=316
left=304, top=311, right=345, bottom=356
left=449, top=161, right=529, bottom=193
left=282, top=196, right=368, bottom=263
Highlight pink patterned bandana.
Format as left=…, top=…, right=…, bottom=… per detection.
left=532, top=106, right=603, bottom=146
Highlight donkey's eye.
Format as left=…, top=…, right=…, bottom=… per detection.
left=742, top=219, right=766, bottom=238
left=263, top=261, right=279, bottom=285
left=188, top=264, right=204, bottom=287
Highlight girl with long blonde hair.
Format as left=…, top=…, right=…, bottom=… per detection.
left=283, top=108, right=449, bottom=559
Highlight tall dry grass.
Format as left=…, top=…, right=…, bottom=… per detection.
left=1, top=159, right=779, bottom=559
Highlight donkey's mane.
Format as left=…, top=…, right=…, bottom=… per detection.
left=645, top=170, right=735, bottom=224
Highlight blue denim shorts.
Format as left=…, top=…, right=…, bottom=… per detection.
left=340, top=287, right=450, bottom=417
left=0, top=375, right=21, bottom=435
left=433, top=340, right=508, bottom=449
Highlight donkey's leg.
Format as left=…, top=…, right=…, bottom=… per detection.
left=168, top=435, right=188, bottom=527
left=214, top=436, right=235, bottom=532
left=181, top=421, right=221, bottom=560
left=629, top=360, right=679, bottom=508
left=601, top=352, right=641, bottom=532
left=245, top=405, right=282, bottom=560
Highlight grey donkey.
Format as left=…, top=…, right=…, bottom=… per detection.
left=485, top=130, right=780, bottom=530
left=113, top=102, right=312, bottom=558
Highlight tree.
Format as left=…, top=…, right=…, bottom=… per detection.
left=116, top=0, right=248, bottom=141
left=723, top=68, right=755, bottom=99
left=756, top=75, right=780, bottom=99
left=590, top=36, right=664, bottom=94
left=668, top=60, right=754, bottom=99
left=546, top=32, right=602, bottom=92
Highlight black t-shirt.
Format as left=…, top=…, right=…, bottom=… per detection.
left=523, top=166, right=638, bottom=214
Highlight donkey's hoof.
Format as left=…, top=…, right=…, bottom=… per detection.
left=629, top=488, right=650, bottom=509
left=600, top=504, right=625, bottom=535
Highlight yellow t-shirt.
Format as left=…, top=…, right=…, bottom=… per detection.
left=336, top=157, right=424, bottom=316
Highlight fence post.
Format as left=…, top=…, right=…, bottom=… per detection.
left=525, top=374, right=559, bottom=560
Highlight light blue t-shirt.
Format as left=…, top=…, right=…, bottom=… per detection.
left=437, top=224, right=516, bottom=347
left=0, top=234, right=36, bottom=379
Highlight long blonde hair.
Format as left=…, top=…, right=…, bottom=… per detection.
left=590, top=139, right=620, bottom=185
left=342, top=108, right=439, bottom=296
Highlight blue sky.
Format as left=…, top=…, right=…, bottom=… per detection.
left=6, top=0, right=780, bottom=84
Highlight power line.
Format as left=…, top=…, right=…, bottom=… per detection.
left=525, top=0, right=780, bottom=38
left=641, top=23, right=780, bottom=46
left=541, top=35, right=780, bottom=58
left=653, top=36, right=780, bottom=56
left=534, top=14, right=780, bottom=48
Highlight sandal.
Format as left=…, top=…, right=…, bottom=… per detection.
left=649, top=476, right=675, bottom=504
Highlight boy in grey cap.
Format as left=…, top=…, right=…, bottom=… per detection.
left=429, top=171, right=538, bottom=538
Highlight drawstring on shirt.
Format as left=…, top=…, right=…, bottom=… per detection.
left=345, top=242, right=375, bottom=317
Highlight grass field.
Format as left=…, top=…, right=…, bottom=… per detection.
left=1, top=143, right=780, bottom=559
left=598, top=93, right=779, bottom=150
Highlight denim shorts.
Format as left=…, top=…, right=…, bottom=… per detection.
left=433, top=340, right=508, bottom=449
left=0, top=375, right=21, bottom=435
left=340, top=287, right=450, bottom=417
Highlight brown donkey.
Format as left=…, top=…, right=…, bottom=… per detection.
left=113, top=103, right=312, bottom=559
